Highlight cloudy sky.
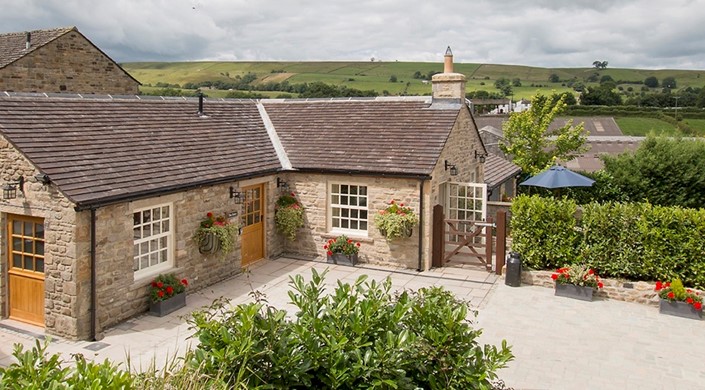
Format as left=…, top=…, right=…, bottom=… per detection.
left=3, top=0, right=705, bottom=69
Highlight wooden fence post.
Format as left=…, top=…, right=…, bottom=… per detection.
left=495, top=210, right=507, bottom=275
left=432, top=204, right=444, bottom=268
left=485, top=216, right=493, bottom=271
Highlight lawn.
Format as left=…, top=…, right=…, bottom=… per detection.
left=614, top=117, right=679, bottom=136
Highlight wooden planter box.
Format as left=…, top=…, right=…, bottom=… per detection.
left=659, top=299, right=702, bottom=320
left=555, top=283, right=594, bottom=302
left=326, top=253, right=358, bottom=266
left=149, top=292, right=186, bottom=317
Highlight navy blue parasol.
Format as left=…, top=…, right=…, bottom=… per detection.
left=520, top=165, right=595, bottom=189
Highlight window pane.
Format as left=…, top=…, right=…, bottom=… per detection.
left=13, top=221, right=21, bottom=234
left=332, top=208, right=340, bottom=217
left=331, top=195, right=339, bottom=204
left=340, top=185, right=348, bottom=194
left=332, top=184, right=339, bottom=193
left=162, top=221, right=170, bottom=233
left=351, top=220, right=358, bottom=230
left=333, top=218, right=340, bottom=228
left=351, top=209, right=358, bottom=218
left=140, top=242, right=148, bottom=254
left=341, top=220, right=349, bottom=228
left=143, top=210, right=151, bottom=223
left=35, top=224, right=44, bottom=239
left=162, top=206, right=169, bottom=218
left=143, top=224, right=151, bottom=238
left=153, top=207, right=161, bottom=220
left=24, top=222, right=33, bottom=236
left=23, top=239, right=33, bottom=253
left=342, top=209, right=349, bottom=218
left=36, top=241, right=44, bottom=255
left=12, top=237, right=22, bottom=251
left=134, top=212, right=141, bottom=226
left=134, top=226, right=140, bottom=240
left=340, top=196, right=348, bottom=205
left=141, top=256, right=149, bottom=269
left=153, top=222, right=161, bottom=235
left=13, top=254, right=22, bottom=268
left=133, top=244, right=139, bottom=257
left=36, top=259, right=44, bottom=273
left=360, top=221, right=368, bottom=230
left=360, top=210, right=368, bottom=219
left=350, top=197, right=357, bottom=206
left=359, top=197, right=367, bottom=207
left=24, top=257, right=33, bottom=271
left=350, top=186, right=357, bottom=195
left=359, top=186, right=367, bottom=195
left=150, top=252, right=158, bottom=267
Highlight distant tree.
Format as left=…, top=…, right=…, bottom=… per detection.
left=644, top=76, right=659, bottom=88
left=500, top=92, right=588, bottom=175
left=586, top=73, right=600, bottom=82
left=548, top=73, right=560, bottom=83
left=571, top=81, right=586, bottom=92
left=426, top=70, right=440, bottom=80
left=550, top=91, right=577, bottom=106
left=494, top=78, right=512, bottom=96
left=580, top=85, right=623, bottom=106
left=412, top=71, right=422, bottom=79
left=698, top=88, right=705, bottom=108
left=592, top=60, right=608, bottom=69
left=599, top=75, right=614, bottom=84
left=389, top=75, right=398, bottom=83
left=662, top=76, right=677, bottom=89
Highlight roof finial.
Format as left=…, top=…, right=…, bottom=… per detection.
left=444, top=46, right=453, bottom=73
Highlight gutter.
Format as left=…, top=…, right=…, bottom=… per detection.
left=417, top=179, right=425, bottom=272
left=90, top=208, right=97, bottom=341
left=73, top=168, right=281, bottom=211
left=294, top=167, right=432, bottom=180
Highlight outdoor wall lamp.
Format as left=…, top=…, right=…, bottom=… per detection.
left=474, top=150, right=487, bottom=163
left=34, top=173, right=51, bottom=185
left=3, top=176, right=24, bottom=200
left=229, top=186, right=244, bottom=204
left=444, top=160, right=458, bottom=176
left=276, top=177, right=289, bottom=189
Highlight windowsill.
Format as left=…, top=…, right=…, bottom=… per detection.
left=320, top=232, right=374, bottom=244
left=131, top=266, right=184, bottom=290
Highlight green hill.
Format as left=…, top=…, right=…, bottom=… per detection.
left=122, top=61, right=705, bottom=100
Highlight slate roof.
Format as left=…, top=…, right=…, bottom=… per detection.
left=484, top=153, right=521, bottom=189
left=0, top=96, right=280, bottom=208
left=262, top=99, right=460, bottom=176
left=0, top=27, right=75, bottom=69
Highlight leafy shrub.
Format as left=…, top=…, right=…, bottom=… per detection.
left=0, top=340, right=132, bottom=389
left=187, top=269, right=513, bottom=389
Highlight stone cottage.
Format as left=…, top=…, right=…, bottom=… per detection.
left=0, top=49, right=487, bottom=340
left=0, top=26, right=140, bottom=94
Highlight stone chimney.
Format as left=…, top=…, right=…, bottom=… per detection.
left=432, top=46, right=466, bottom=102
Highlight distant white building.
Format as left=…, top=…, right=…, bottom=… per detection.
left=490, top=99, right=531, bottom=114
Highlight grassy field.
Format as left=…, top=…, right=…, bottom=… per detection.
left=614, top=117, right=705, bottom=137
left=122, top=61, right=705, bottom=100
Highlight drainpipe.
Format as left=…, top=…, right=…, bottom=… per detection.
left=90, top=208, right=97, bottom=341
left=417, top=179, right=425, bottom=271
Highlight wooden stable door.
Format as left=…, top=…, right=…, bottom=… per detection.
left=240, top=183, right=265, bottom=266
left=7, top=215, right=45, bottom=326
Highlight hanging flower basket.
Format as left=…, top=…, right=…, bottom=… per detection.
left=374, top=200, right=418, bottom=240
left=193, top=212, right=238, bottom=254
left=198, top=232, right=221, bottom=254
left=275, top=192, right=305, bottom=241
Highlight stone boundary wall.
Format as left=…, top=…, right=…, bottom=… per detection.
left=517, top=270, right=682, bottom=308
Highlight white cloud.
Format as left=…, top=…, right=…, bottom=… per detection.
left=2, top=0, right=705, bottom=69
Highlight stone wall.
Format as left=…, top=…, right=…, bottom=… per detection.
left=0, top=31, right=139, bottom=95
left=518, top=269, right=671, bottom=307
left=279, top=173, right=422, bottom=269
left=0, top=135, right=81, bottom=338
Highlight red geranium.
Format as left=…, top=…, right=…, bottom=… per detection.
left=149, top=273, right=188, bottom=303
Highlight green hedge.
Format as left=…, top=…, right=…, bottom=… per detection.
left=511, top=195, right=705, bottom=288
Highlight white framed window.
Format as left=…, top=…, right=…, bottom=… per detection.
left=329, top=183, right=368, bottom=235
left=133, top=203, right=174, bottom=278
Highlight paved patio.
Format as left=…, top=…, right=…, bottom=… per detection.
left=1, top=257, right=704, bottom=389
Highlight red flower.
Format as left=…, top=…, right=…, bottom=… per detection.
left=665, top=282, right=671, bottom=287
left=166, top=286, right=174, bottom=295
left=323, top=245, right=328, bottom=249
left=588, top=269, right=594, bottom=275
left=694, top=302, right=703, bottom=310
left=157, top=282, right=164, bottom=288
left=400, top=203, right=404, bottom=207
left=290, top=192, right=296, bottom=197
left=356, top=242, right=360, bottom=247
left=686, top=297, right=694, bottom=304
left=207, top=212, right=213, bottom=218
left=597, top=282, right=604, bottom=289
left=667, top=292, right=675, bottom=299
left=551, top=274, right=558, bottom=280
left=181, top=279, right=188, bottom=286
left=347, top=239, right=352, bottom=244
left=654, top=281, right=663, bottom=291
left=327, top=250, right=333, bottom=256
left=157, top=290, right=164, bottom=298
left=151, top=281, right=158, bottom=287
left=390, top=200, right=395, bottom=204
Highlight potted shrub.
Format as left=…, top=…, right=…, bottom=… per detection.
left=194, top=212, right=239, bottom=254
left=374, top=200, right=419, bottom=240
left=275, top=192, right=305, bottom=241
left=551, top=264, right=604, bottom=301
left=149, top=273, right=188, bottom=316
left=324, top=235, right=361, bottom=266
left=654, top=279, right=703, bottom=320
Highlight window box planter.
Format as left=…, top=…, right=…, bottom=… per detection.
left=554, top=283, right=594, bottom=302
left=659, top=299, right=702, bottom=320
left=149, top=292, right=186, bottom=317
left=327, top=253, right=358, bottom=267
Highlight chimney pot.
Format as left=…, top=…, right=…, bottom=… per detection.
left=25, top=32, right=31, bottom=50
left=444, top=46, right=453, bottom=73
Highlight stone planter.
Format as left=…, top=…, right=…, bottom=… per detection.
left=555, top=283, right=594, bottom=302
left=149, top=292, right=186, bottom=317
left=198, top=232, right=220, bottom=254
left=327, top=253, right=358, bottom=266
left=659, top=299, right=702, bottom=320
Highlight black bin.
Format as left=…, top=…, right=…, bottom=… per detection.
left=505, top=252, right=522, bottom=287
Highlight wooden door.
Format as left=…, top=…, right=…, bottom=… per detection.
left=240, top=183, right=264, bottom=266
left=7, top=215, right=45, bottom=326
